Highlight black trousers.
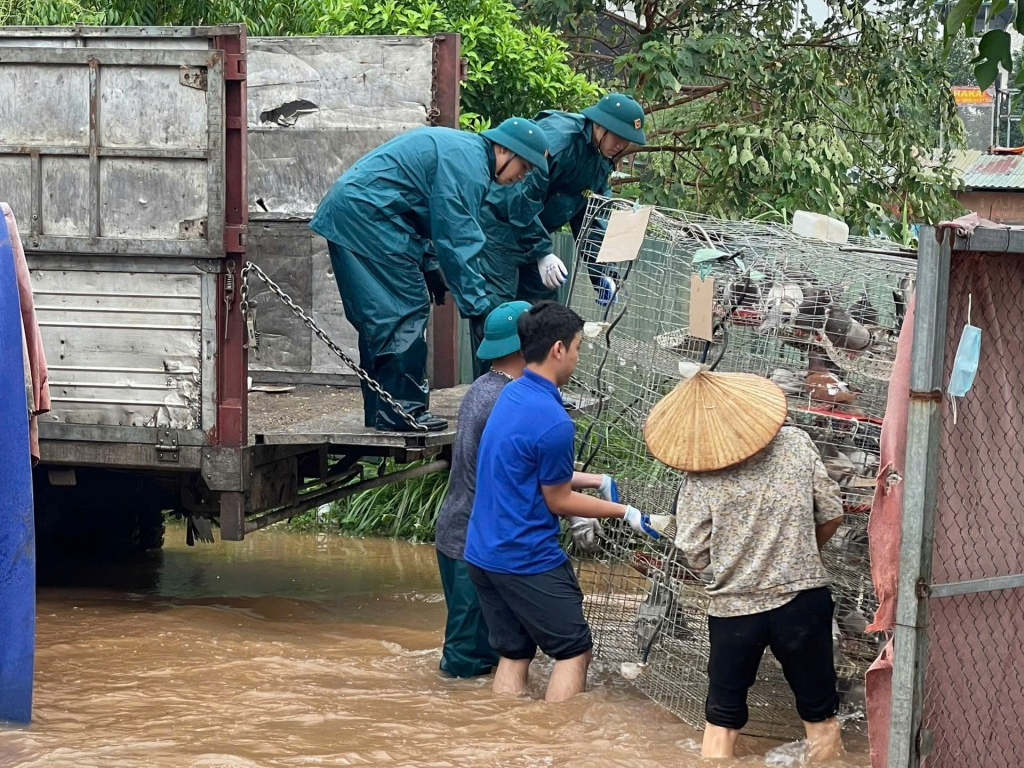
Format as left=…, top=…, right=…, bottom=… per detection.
left=705, top=587, right=839, bottom=730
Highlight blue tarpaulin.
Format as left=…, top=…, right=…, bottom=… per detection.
left=0, top=210, right=34, bottom=724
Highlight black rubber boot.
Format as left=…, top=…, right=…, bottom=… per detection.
left=376, top=410, right=448, bottom=433
left=371, top=338, right=435, bottom=432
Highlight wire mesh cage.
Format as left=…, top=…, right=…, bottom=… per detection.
left=565, top=196, right=916, bottom=739
left=916, top=245, right=1024, bottom=768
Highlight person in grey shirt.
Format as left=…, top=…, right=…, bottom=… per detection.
left=435, top=301, right=532, bottom=677
left=645, top=367, right=844, bottom=761
left=435, top=300, right=605, bottom=677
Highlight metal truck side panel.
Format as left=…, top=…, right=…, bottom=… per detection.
left=246, top=35, right=434, bottom=217
left=0, top=44, right=226, bottom=257
left=0, top=26, right=246, bottom=463
left=33, top=265, right=204, bottom=430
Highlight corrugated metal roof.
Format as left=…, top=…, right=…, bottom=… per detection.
left=941, top=149, right=985, bottom=175
left=961, top=152, right=1024, bottom=190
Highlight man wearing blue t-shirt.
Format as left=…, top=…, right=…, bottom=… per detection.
left=464, top=301, right=661, bottom=702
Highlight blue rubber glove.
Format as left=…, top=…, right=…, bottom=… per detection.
left=598, top=474, right=619, bottom=503
left=623, top=505, right=661, bottom=540
left=595, top=275, right=618, bottom=307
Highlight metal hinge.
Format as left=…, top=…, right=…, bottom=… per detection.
left=179, top=66, right=209, bottom=91
left=224, top=225, right=247, bottom=253
left=156, top=429, right=180, bottom=463
left=224, top=53, right=247, bottom=81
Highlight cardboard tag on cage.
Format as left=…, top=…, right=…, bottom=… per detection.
left=595, top=206, right=653, bottom=263
left=689, top=275, right=715, bottom=341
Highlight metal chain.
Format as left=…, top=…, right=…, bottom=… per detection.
left=239, top=261, right=428, bottom=433
left=427, top=36, right=441, bottom=124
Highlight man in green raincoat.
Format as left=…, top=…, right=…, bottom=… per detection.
left=467, top=94, right=648, bottom=377
left=310, top=118, right=549, bottom=431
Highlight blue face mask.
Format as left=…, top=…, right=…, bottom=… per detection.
left=947, top=295, right=981, bottom=425
left=948, top=324, right=981, bottom=398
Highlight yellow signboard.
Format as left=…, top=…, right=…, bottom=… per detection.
left=952, top=86, right=994, bottom=106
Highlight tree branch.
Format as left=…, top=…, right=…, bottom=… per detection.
left=642, top=0, right=656, bottom=33
left=645, top=83, right=731, bottom=114
left=566, top=31, right=633, bottom=51
left=569, top=50, right=617, bottom=62
left=599, top=7, right=644, bottom=32
left=783, top=28, right=862, bottom=48
left=611, top=175, right=695, bottom=186
left=635, top=145, right=695, bottom=153
left=646, top=114, right=760, bottom=138
left=647, top=123, right=720, bottom=138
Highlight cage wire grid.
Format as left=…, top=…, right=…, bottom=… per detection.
left=565, top=196, right=916, bottom=740
left=915, top=247, right=1024, bottom=768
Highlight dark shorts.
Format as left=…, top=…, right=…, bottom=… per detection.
left=706, top=587, right=840, bottom=730
left=466, top=560, right=593, bottom=661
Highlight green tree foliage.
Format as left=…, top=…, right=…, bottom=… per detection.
left=1, top=0, right=597, bottom=129
left=2, top=0, right=318, bottom=31
left=524, top=0, right=964, bottom=241
left=946, top=30, right=988, bottom=86
left=942, top=0, right=1022, bottom=89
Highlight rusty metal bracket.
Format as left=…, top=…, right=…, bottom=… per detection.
left=224, top=224, right=247, bottom=253
left=426, top=34, right=462, bottom=388
left=179, top=218, right=208, bottom=239
left=179, top=65, right=208, bottom=91
left=155, top=429, right=180, bottom=463
left=914, top=578, right=931, bottom=599
left=223, top=53, right=246, bottom=81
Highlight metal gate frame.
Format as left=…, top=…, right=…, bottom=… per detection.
left=887, top=225, right=1024, bottom=767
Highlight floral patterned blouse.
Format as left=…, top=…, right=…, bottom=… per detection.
left=673, top=426, right=844, bottom=617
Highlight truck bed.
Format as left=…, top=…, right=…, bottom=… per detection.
left=247, top=384, right=466, bottom=452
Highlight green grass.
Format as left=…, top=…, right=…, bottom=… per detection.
left=288, top=459, right=450, bottom=542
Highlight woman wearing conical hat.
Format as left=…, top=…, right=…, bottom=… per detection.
left=645, top=366, right=845, bottom=761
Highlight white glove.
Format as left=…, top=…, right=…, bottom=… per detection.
left=597, top=474, right=619, bottom=503
left=623, top=505, right=662, bottom=540
left=568, top=516, right=603, bottom=554
left=537, top=253, right=568, bottom=290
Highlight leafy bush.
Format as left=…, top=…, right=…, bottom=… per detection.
left=1, top=0, right=322, bottom=30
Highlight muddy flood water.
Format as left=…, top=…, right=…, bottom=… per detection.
left=1, top=526, right=870, bottom=767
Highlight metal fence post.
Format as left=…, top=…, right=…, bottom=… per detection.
left=886, top=227, right=951, bottom=768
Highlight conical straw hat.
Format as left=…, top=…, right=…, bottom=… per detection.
left=644, top=369, right=787, bottom=472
